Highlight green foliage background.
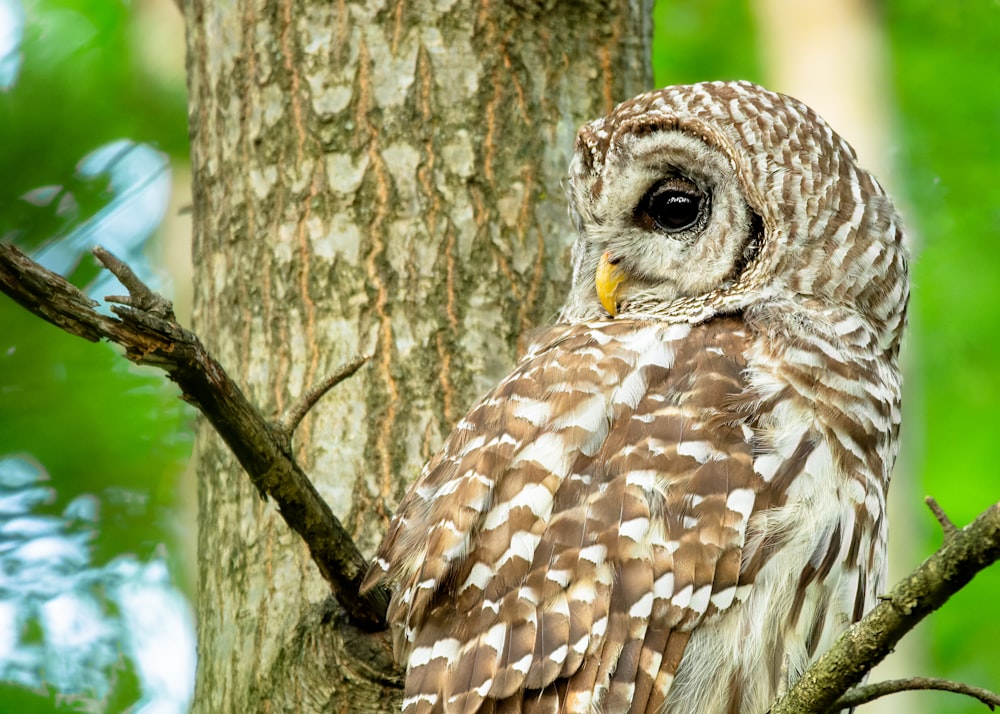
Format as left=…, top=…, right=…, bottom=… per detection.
left=0, top=0, right=996, bottom=711
left=0, top=1, right=191, bottom=709
left=0, top=0, right=190, bottom=568
left=884, top=2, right=1000, bottom=703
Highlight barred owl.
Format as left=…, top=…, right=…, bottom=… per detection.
left=361, top=80, right=908, bottom=714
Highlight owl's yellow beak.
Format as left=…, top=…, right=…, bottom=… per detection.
left=595, top=252, right=626, bottom=317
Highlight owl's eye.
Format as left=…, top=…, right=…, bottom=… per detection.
left=637, top=178, right=709, bottom=234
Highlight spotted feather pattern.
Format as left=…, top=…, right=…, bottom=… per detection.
left=362, top=81, right=907, bottom=714
left=368, top=318, right=758, bottom=712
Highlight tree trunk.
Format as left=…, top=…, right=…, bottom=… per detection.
left=183, top=1, right=652, bottom=710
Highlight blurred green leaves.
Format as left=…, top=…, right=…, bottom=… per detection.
left=886, top=2, right=1000, bottom=709
left=0, top=0, right=187, bottom=202
left=0, top=1, right=191, bottom=709
left=887, top=0, right=1000, bottom=523
left=653, top=0, right=763, bottom=86
left=1, top=0, right=190, bottom=567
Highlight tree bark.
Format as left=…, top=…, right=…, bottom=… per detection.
left=183, top=1, right=652, bottom=710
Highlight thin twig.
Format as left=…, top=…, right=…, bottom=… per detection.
left=833, top=677, right=1000, bottom=711
left=926, top=496, right=959, bottom=541
left=0, top=243, right=389, bottom=631
left=277, top=354, right=371, bottom=442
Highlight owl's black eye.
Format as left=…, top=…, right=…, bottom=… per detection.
left=637, top=178, right=709, bottom=234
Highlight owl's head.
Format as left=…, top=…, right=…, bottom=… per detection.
left=559, top=81, right=908, bottom=348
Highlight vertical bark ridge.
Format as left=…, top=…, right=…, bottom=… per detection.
left=356, top=36, right=401, bottom=520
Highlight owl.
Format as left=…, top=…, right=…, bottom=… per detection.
left=361, top=80, right=908, bottom=714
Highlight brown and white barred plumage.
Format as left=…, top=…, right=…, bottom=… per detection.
left=361, top=81, right=908, bottom=713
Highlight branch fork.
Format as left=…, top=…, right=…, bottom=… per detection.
left=275, top=354, right=369, bottom=447
left=0, top=243, right=387, bottom=630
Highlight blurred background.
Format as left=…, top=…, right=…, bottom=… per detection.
left=0, top=0, right=996, bottom=711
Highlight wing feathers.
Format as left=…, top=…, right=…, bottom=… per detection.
left=377, top=319, right=758, bottom=713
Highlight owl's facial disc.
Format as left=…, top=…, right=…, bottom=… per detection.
left=589, top=130, right=754, bottom=314
left=595, top=172, right=711, bottom=315
left=562, top=123, right=763, bottom=322
left=600, top=174, right=713, bottom=312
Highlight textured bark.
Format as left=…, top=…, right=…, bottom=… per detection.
left=183, top=1, right=652, bottom=711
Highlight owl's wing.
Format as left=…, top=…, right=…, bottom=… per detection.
left=363, top=316, right=760, bottom=714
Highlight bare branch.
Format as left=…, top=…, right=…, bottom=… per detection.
left=771, top=500, right=1000, bottom=714
left=0, top=243, right=388, bottom=630
left=833, top=677, right=1000, bottom=711
left=0, top=243, right=105, bottom=342
left=277, top=354, right=371, bottom=443
left=926, top=496, right=959, bottom=541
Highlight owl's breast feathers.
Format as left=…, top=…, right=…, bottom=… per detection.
left=362, top=313, right=896, bottom=714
